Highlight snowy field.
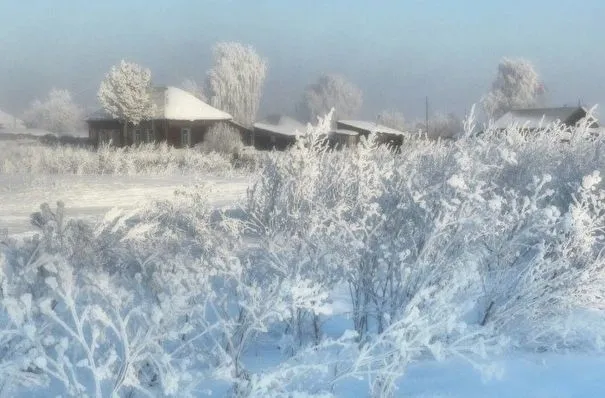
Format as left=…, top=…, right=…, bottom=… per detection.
left=0, top=174, right=250, bottom=236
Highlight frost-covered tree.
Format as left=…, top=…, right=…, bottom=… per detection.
left=414, top=112, right=462, bottom=139
left=180, top=78, right=207, bottom=102
left=297, top=74, right=363, bottom=123
left=481, top=57, right=545, bottom=120
left=206, top=42, right=267, bottom=127
left=22, top=89, right=84, bottom=133
left=377, top=110, right=406, bottom=131
left=97, top=60, right=156, bottom=146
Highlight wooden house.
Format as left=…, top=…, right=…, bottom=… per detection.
left=86, top=86, right=244, bottom=148
left=493, top=107, right=598, bottom=131
left=251, top=115, right=306, bottom=150
left=336, top=120, right=409, bottom=147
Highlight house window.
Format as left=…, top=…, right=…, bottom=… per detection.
left=180, top=128, right=191, bottom=147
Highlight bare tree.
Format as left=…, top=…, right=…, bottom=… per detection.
left=180, top=78, right=207, bottom=102
left=97, top=60, right=156, bottom=146
left=297, top=73, right=363, bottom=123
left=206, top=42, right=267, bottom=127
left=481, top=57, right=545, bottom=120
left=22, top=89, right=84, bottom=134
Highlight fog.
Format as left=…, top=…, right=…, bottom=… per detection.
left=1, top=0, right=604, bottom=121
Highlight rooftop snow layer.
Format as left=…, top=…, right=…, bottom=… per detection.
left=330, top=129, right=359, bottom=136
left=493, top=107, right=589, bottom=129
left=253, top=115, right=306, bottom=136
left=87, top=86, right=233, bottom=122
left=337, top=120, right=408, bottom=136
left=157, top=86, right=232, bottom=121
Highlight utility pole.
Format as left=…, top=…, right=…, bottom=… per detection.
left=425, top=96, right=429, bottom=136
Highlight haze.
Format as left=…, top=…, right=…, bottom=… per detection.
left=1, top=0, right=604, bottom=120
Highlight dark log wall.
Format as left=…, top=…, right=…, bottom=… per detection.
left=87, top=119, right=238, bottom=148
left=252, top=128, right=297, bottom=151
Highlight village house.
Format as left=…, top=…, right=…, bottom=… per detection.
left=251, top=115, right=306, bottom=150
left=493, top=106, right=599, bottom=131
left=86, top=86, right=245, bottom=148
left=251, top=115, right=369, bottom=150
left=335, top=120, right=409, bottom=147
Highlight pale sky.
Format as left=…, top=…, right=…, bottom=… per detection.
left=1, top=0, right=604, bottom=121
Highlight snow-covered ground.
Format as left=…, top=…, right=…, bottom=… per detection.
left=2, top=172, right=605, bottom=397
left=335, top=354, right=605, bottom=397
left=0, top=174, right=250, bottom=236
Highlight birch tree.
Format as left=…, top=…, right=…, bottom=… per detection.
left=206, top=42, right=267, bottom=127
left=97, top=60, right=156, bottom=146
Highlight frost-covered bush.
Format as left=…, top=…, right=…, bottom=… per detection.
left=243, top=111, right=504, bottom=397
left=1, top=184, right=339, bottom=396
left=3, top=106, right=605, bottom=397
left=0, top=140, right=236, bottom=175
left=198, top=123, right=244, bottom=155
left=244, top=106, right=605, bottom=395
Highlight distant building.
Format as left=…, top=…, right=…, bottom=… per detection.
left=336, top=120, right=409, bottom=147
left=0, top=109, right=25, bottom=130
left=251, top=115, right=307, bottom=150
left=326, top=129, right=359, bottom=149
left=86, top=86, right=245, bottom=147
left=493, top=107, right=598, bottom=131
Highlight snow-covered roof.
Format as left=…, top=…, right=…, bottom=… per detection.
left=0, top=109, right=25, bottom=129
left=330, top=129, right=359, bottom=136
left=253, top=115, right=306, bottom=136
left=156, top=86, right=232, bottom=121
left=493, top=107, right=591, bottom=130
left=87, top=86, right=232, bottom=122
left=336, top=120, right=408, bottom=136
